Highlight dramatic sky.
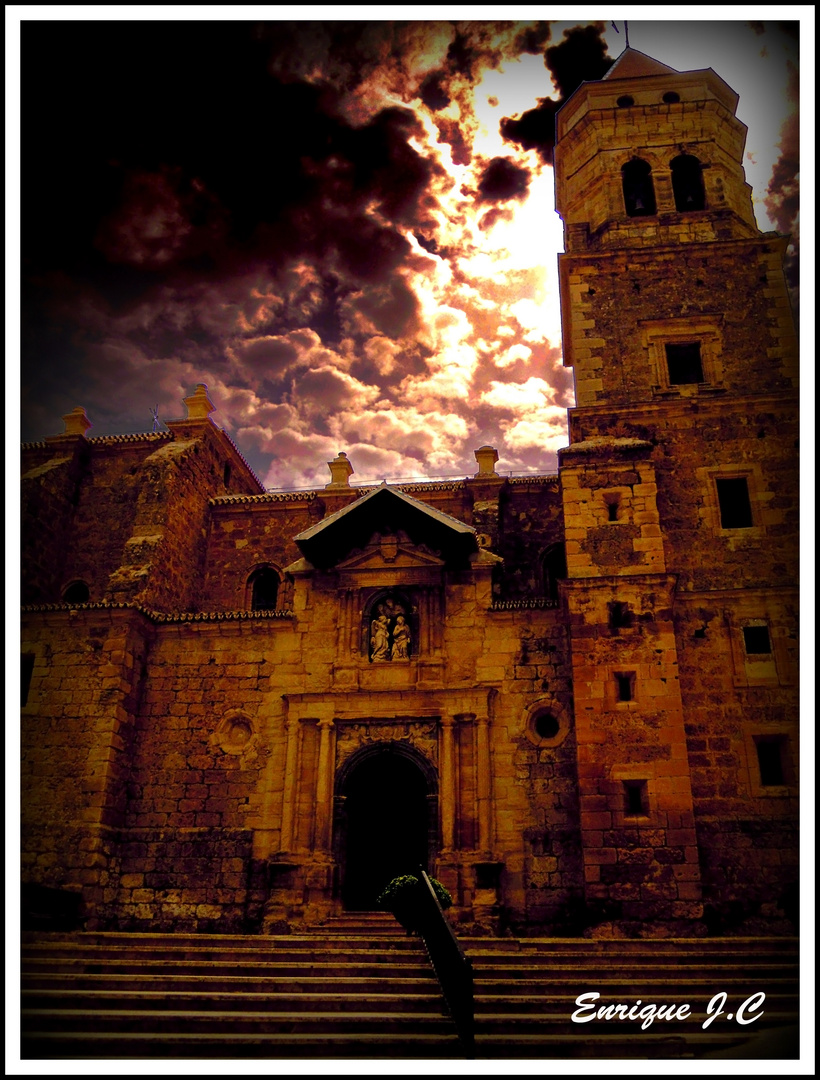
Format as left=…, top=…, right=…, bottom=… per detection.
left=15, top=15, right=801, bottom=489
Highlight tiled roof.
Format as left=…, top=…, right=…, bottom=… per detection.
left=603, top=47, right=678, bottom=81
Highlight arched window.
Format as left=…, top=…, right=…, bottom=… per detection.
left=621, top=158, right=657, bottom=217
left=62, top=580, right=89, bottom=604
left=670, top=154, right=705, bottom=211
left=248, top=566, right=280, bottom=611
left=542, top=543, right=567, bottom=605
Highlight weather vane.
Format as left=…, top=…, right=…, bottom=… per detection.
left=151, top=404, right=160, bottom=433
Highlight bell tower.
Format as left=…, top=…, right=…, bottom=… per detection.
left=554, top=49, right=799, bottom=932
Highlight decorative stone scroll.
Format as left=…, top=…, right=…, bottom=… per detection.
left=335, top=719, right=438, bottom=767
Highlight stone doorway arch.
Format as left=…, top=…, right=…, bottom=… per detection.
left=333, top=742, right=438, bottom=911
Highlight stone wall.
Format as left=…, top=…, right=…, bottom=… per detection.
left=674, top=597, right=799, bottom=933
left=562, top=238, right=798, bottom=409
left=21, top=607, right=151, bottom=925
left=21, top=437, right=90, bottom=604
left=203, top=478, right=566, bottom=614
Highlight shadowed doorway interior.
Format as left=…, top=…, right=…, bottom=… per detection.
left=338, top=746, right=431, bottom=911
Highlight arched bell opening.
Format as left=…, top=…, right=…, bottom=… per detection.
left=670, top=153, right=706, bottom=212
left=333, top=741, right=438, bottom=911
left=622, top=157, right=657, bottom=217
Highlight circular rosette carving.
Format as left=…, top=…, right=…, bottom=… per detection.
left=211, top=709, right=260, bottom=761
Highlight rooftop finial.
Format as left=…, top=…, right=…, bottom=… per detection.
left=326, top=451, right=354, bottom=488
left=474, top=445, right=500, bottom=478
left=61, top=406, right=92, bottom=437
left=182, top=383, right=216, bottom=422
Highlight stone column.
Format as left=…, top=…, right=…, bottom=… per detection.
left=476, top=715, right=492, bottom=855
left=439, top=716, right=456, bottom=852
left=313, top=718, right=336, bottom=855
left=279, top=716, right=301, bottom=853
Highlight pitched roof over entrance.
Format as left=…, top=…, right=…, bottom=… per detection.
left=602, top=47, right=678, bottom=81
left=293, top=482, right=478, bottom=569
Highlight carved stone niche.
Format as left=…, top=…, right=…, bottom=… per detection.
left=362, top=589, right=418, bottom=663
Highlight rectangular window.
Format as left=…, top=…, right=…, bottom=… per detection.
left=22, top=653, right=35, bottom=707
left=743, top=625, right=772, bottom=654
left=615, top=672, right=635, bottom=702
left=623, top=780, right=647, bottom=816
left=755, top=739, right=785, bottom=787
left=716, top=477, right=753, bottom=528
left=665, top=342, right=704, bottom=384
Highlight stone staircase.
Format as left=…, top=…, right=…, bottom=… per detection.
left=20, top=919, right=799, bottom=1060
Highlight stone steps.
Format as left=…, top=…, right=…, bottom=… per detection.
left=23, top=986, right=801, bottom=1014
left=16, top=1027, right=778, bottom=1061
left=21, top=965, right=799, bottom=988
left=20, top=930, right=800, bottom=1060
left=22, top=928, right=800, bottom=950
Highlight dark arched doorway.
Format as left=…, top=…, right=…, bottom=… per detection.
left=334, top=743, right=436, bottom=911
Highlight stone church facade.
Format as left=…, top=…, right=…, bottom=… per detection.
left=21, top=50, right=799, bottom=937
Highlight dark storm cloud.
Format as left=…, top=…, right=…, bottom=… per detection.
left=230, top=332, right=313, bottom=377
left=499, top=23, right=614, bottom=164
left=764, top=62, right=800, bottom=236
left=499, top=99, right=560, bottom=165
left=476, top=158, right=531, bottom=203
left=514, top=23, right=552, bottom=55
left=260, top=20, right=399, bottom=94
left=764, top=59, right=800, bottom=307
left=23, top=24, right=437, bottom=277
left=545, top=23, right=615, bottom=98
left=420, top=72, right=451, bottom=111
left=21, top=21, right=445, bottom=423
left=354, top=278, right=421, bottom=340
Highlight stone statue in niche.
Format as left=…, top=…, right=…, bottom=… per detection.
left=391, top=615, right=411, bottom=660
left=370, top=609, right=390, bottom=662
left=368, top=596, right=413, bottom=662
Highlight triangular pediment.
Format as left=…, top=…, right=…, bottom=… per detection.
left=336, top=531, right=447, bottom=572
left=293, top=483, right=477, bottom=570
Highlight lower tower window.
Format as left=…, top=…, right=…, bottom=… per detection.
left=623, top=780, right=648, bottom=816
left=716, top=477, right=754, bottom=529
left=755, top=738, right=786, bottom=787
left=615, top=672, right=635, bottom=702
left=665, top=342, right=704, bottom=384
left=743, top=625, right=772, bottom=655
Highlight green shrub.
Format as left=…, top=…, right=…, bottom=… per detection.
left=377, top=874, right=453, bottom=911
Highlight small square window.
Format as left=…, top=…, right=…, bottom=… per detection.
left=609, top=602, right=632, bottom=629
left=665, top=342, right=704, bottom=384
left=716, top=477, right=753, bottom=529
left=743, top=626, right=772, bottom=655
left=755, top=739, right=785, bottom=787
left=623, top=780, right=647, bottom=815
left=615, top=672, right=635, bottom=702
